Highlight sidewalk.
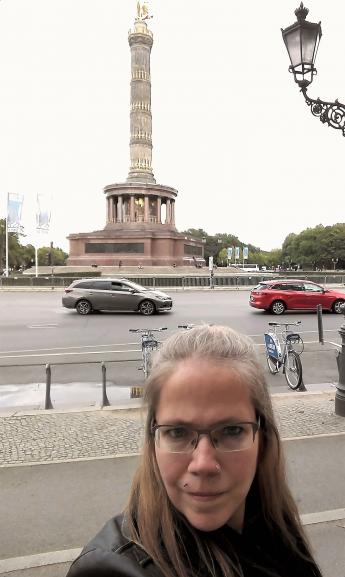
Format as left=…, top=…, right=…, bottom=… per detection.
left=1, top=390, right=345, bottom=577
left=1, top=390, right=345, bottom=466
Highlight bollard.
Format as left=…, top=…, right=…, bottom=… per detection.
left=45, top=363, right=53, bottom=410
left=317, top=304, right=324, bottom=344
left=335, top=314, right=345, bottom=417
left=130, top=386, right=144, bottom=398
left=101, top=362, right=110, bottom=407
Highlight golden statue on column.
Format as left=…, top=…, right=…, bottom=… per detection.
left=136, top=2, right=152, bottom=21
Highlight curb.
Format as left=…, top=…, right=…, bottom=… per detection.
left=0, top=387, right=336, bottom=418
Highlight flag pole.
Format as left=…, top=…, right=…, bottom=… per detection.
left=35, top=239, right=38, bottom=278
left=5, top=212, right=9, bottom=277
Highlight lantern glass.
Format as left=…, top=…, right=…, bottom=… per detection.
left=284, top=28, right=302, bottom=68
left=301, top=26, right=320, bottom=64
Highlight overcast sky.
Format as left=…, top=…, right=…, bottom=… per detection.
left=1, top=0, right=344, bottom=253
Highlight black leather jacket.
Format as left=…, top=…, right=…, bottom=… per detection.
left=66, top=514, right=163, bottom=577
left=66, top=512, right=322, bottom=577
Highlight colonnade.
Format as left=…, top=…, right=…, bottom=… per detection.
left=107, top=195, right=175, bottom=225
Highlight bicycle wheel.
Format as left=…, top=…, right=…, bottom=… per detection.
left=266, top=355, right=279, bottom=374
left=284, top=350, right=302, bottom=390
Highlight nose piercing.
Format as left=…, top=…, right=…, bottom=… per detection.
left=183, top=483, right=188, bottom=487
left=215, top=464, right=221, bottom=473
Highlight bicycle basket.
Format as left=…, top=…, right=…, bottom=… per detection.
left=142, top=338, right=158, bottom=349
left=264, top=333, right=281, bottom=360
left=286, top=333, right=304, bottom=355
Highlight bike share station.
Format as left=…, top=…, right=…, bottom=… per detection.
left=264, top=302, right=345, bottom=416
left=7, top=303, right=345, bottom=415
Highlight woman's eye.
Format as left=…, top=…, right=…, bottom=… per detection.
left=164, top=427, right=188, bottom=439
left=222, top=425, right=244, bottom=437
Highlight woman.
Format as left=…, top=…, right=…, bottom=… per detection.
left=67, top=325, right=322, bottom=577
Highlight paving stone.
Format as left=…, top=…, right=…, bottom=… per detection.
left=1, top=394, right=345, bottom=466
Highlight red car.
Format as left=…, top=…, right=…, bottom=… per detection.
left=250, top=279, right=345, bottom=315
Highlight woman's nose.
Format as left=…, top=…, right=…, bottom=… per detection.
left=187, top=435, right=221, bottom=475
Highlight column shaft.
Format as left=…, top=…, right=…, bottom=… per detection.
left=166, top=199, right=171, bottom=224
left=117, top=196, right=123, bottom=223
left=144, top=196, right=149, bottom=222
left=130, top=196, right=135, bottom=221
left=157, top=197, right=161, bottom=223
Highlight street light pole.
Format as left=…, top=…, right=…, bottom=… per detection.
left=332, top=258, right=338, bottom=271
left=282, top=3, right=345, bottom=136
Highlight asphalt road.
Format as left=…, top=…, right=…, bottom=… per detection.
left=0, top=290, right=343, bottom=408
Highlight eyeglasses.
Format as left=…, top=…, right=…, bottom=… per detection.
left=151, top=418, right=260, bottom=454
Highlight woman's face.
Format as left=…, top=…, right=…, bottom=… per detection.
left=154, top=358, right=259, bottom=533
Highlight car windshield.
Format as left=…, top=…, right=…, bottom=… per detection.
left=253, top=283, right=267, bottom=291
left=123, top=280, right=148, bottom=292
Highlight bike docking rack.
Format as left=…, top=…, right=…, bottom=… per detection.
left=316, top=304, right=345, bottom=417
left=264, top=321, right=306, bottom=392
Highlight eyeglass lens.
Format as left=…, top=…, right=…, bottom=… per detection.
left=154, top=422, right=258, bottom=453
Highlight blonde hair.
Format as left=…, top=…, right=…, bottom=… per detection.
left=125, top=325, right=320, bottom=577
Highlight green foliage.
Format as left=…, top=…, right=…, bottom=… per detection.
left=37, top=246, right=68, bottom=266
left=0, top=219, right=68, bottom=272
left=281, top=223, right=345, bottom=269
left=183, top=223, right=345, bottom=270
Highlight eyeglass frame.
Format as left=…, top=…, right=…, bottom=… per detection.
left=151, top=417, right=261, bottom=454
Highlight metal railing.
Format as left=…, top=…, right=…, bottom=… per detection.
left=0, top=274, right=344, bottom=289
left=1, top=357, right=143, bottom=410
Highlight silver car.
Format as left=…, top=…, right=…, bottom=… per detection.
left=62, top=278, right=173, bottom=316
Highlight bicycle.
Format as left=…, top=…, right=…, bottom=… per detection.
left=264, top=321, right=304, bottom=390
left=129, top=327, right=167, bottom=379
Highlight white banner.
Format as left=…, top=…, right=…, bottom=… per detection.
left=235, top=246, right=240, bottom=260
left=243, top=246, right=249, bottom=260
left=208, top=256, right=214, bottom=271
left=36, top=194, right=51, bottom=232
left=227, top=247, right=233, bottom=259
left=7, top=193, right=24, bottom=232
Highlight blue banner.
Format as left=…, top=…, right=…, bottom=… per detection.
left=36, top=194, right=51, bottom=231
left=7, top=193, right=24, bottom=232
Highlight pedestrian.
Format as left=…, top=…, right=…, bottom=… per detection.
left=67, top=325, right=323, bottom=577
left=119, top=260, right=122, bottom=269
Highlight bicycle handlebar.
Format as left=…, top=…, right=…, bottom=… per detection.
left=129, top=327, right=167, bottom=333
left=268, top=321, right=301, bottom=327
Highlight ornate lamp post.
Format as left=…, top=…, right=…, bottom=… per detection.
left=282, top=3, right=345, bottom=136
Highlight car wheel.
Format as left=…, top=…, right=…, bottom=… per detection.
left=76, top=299, right=92, bottom=315
left=332, top=299, right=345, bottom=314
left=270, top=300, right=286, bottom=315
left=139, top=300, right=156, bottom=316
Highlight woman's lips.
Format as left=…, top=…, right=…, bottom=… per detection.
left=188, top=492, right=224, bottom=502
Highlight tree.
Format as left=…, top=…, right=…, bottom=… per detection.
left=38, top=246, right=68, bottom=266
left=0, top=219, right=68, bottom=273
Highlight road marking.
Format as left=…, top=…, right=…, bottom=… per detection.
left=1, top=508, right=344, bottom=572
left=248, top=329, right=339, bottom=338
left=0, top=349, right=141, bottom=360
left=28, top=324, right=59, bottom=328
left=0, top=342, right=140, bottom=354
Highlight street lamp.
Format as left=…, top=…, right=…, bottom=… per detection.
left=282, top=3, right=345, bottom=136
left=332, top=257, right=339, bottom=271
